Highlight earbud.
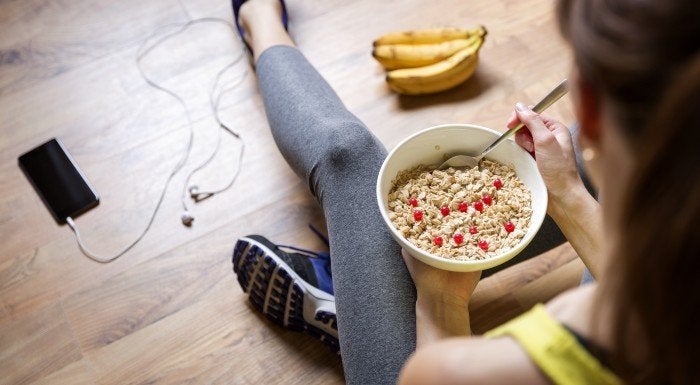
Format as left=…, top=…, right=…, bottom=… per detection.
left=188, top=185, right=214, bottom=202
left=181, top=211, right=194, bottom=226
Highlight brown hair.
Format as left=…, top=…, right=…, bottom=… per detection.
left=557, top=0, right=699, bottom=144
left=557, top=0, right=700, bottom=383
left=615, top=56, right=700, bottom=383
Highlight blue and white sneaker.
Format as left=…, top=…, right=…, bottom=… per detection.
left=232, top=232, right=339, bottom=352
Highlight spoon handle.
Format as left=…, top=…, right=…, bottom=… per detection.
left=477, top=79, right=569, bottom=159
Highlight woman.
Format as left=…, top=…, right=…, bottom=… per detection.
left=231, top=0, right=699, bottom=383
left=400, top=0, right=699, bottom=383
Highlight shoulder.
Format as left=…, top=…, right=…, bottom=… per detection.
left=398, top=335, right=549, bottom=385
left=545, top=283, right=615, bottom=353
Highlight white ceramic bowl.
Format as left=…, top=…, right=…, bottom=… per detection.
left=376, top=124, right=547, bottom=272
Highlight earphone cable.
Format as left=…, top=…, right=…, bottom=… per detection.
left=181, top=56, right=247, bottom=210
left=66, top=17, right=246, bottom=263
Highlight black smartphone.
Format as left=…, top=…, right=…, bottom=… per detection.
left=18, top=138, right=99, bottom=223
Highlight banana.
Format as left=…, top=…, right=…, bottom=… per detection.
left=372, top=36, right=480, bottom=70
left=385, top=37, right=484, bottom=95
left=373, top=26, right=486, bottom=46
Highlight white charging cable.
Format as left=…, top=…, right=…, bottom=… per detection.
left=66, top=17, right=247, bottom=263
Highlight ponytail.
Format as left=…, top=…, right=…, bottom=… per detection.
left=608, top=55, right=700, bottom=384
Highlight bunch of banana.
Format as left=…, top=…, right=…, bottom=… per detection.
left=372, top=26, right=487, bottom=95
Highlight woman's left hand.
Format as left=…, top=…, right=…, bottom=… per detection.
left=403, top=249, right=481, bottom=344
left=402, top=249, right=481, bottom=306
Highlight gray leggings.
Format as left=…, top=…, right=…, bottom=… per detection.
left=256, top=45, right=572, bottom=385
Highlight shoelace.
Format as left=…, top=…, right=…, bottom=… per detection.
left=278, top=224, right=329, bottom=256
left=307, top=224, right=329, bottom=246
left=277, top=244, right=329, bottom=260
left=277, top=224, right=332, bottom=277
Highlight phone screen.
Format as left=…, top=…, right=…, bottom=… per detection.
left=18, top=138, right=99, bottom=223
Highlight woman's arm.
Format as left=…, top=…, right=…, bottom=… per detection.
left=398, top=335, right=550, bottom=385
left=547, top=183, right=604, bottom=276
left=511, top=103, right=605, bottom=277
left=401, top=250, right=479, bottom=347
left=398, top=104, right=605, bottom=384
left=415, top=288, right=471, bottom=346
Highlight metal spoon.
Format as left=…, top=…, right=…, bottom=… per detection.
left=438, top=79, right=569, bottom=170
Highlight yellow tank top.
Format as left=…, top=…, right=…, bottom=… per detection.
left=485, top=304, right=622, bottom=385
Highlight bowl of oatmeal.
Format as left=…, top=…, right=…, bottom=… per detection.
left=376, top=124, right=547, bottom=272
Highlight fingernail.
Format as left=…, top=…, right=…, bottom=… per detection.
left=515, top=102, right=527, bottom=112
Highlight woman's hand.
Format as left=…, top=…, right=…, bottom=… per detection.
left=509, top=103, right=605, bottom=277
left=509, top=103, right=585, bottom=210
left=402, top=249, right=480, bottom=305
left=402, top=249, right=481, bottom=345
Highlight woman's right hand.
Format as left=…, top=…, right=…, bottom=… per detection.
left=508, top=102, right=585, bottom=209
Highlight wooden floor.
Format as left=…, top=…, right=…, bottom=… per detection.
left=0, top=0, right=583, bottom=383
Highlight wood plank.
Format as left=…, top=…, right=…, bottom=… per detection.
left=0, top=302, right=83, bottom=385
left=0, top=0, right=189, bottom=98
left=513, top=258, right=585, bottom=309
left=85, top=272, right=343, bottom=385
left=27, top=359, right=95, bottom=385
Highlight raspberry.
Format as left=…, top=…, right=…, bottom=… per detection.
left=413, top=209, right=423, bottom=221
left=469, top=226, right=478, bottom=234
left=453, top=233, right=464, bottom=245
left=493, top=178, right=503, bottom=190
left=440, top=205, right=450, bottom=216
left=458, top=202, right=469, bottom=212
left=433, top=236, right=443, bottom=246
left=504, top=221, right=515, bottom=233
left=483, top=194, right=493, bottom=205
left=473, top=200, right=484, bottom=212
left=408, top=197, right=418, bottom=207
left=478, top=240, right=489, bottom=251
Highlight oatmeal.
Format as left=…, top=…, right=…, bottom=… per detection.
left=387, top=160, right=532, bottom=260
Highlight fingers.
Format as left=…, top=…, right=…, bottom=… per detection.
left=515, top=130, right=535, bottom=153
left=401, top=248, right=417, bottom=275
left=539, top=112, right=568, bottom=132
left=508, top=104, right=539, bottom=154
left=401, top=248, right=412, bottom=266
left=514, top=102, right=556, bottom=148
left=539, top=111, right=556, bottom=123
left=506, top=104, right=534, bottom=129
left=509, top=106, right=563, bottom=132
left=506, top=111, right=519, bottom=129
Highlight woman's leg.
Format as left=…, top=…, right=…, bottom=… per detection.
left=238, top=1, right=598, bottom=380
left=240, top=2, right=416, bottom=384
